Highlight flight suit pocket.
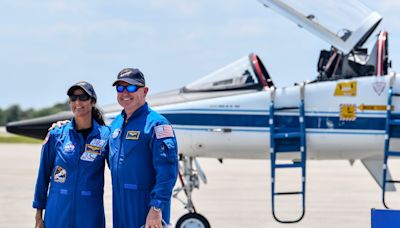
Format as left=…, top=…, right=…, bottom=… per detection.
left=162, top=138, right=178, bottom=163
left=45, top=189, right=71, bottom=227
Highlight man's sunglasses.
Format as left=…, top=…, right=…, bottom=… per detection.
left=69, top=94, right=91, bottom=102
left=116, top=85, right=143, bottom=93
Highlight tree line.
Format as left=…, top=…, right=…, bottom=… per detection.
left=0, top=102, right=69, bottom=126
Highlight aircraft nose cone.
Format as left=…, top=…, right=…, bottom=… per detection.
left=5, top=122, right=22, bottom=135
left=6, top=111, right=73, bottom=139
left=6, top=119, right=50, bottom=139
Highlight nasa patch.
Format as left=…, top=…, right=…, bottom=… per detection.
left=54, top=166, right=67, bottom=183
left=112, top=129, right=120, bottom=139
left=64, top=142, right=75, bottom=152
left=90, top=138, right=106, bottom=147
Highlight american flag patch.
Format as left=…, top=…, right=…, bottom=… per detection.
left=154, top=125, right=174, bottom=139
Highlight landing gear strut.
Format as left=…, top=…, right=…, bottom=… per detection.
left=173, top=156, right=210, bottom=228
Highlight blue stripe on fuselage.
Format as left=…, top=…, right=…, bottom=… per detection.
left=161, top=113, right=386, bottom=131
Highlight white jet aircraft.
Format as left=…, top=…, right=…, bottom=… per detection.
left=6, top=0, right=399, bottom=226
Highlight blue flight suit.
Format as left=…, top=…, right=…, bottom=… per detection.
left=33, top=119, right=110, bottom=228
left=109, top=103, right=178, bottom=228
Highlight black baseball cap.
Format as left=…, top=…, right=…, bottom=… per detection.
left=112, top=68, right=145, bottom=86
left=67, top=81, right=97, bottom=101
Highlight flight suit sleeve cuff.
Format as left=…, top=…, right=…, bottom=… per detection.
left=149, top=199, right=165, bottom=210
left=32, top=200, right=46, bottom=209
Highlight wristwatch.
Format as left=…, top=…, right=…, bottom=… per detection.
left=151, top=206, right=162, bottom=212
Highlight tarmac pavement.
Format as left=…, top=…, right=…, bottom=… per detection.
left=0, top=143, right=399, bottom=227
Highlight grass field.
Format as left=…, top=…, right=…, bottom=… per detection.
left=0, top=135, right=42, bottom=144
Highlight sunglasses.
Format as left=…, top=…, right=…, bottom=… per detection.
left=116, top=85, right=143, bottom=93
left=69, top=94, right=91, bottom=102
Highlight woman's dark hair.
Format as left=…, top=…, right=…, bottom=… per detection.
left=92, top=105, right=105, bottom=126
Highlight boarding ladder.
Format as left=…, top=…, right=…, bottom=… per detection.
left=382, top=76, right=400, bottom=208
left=269, top=84, right=306, bottom=223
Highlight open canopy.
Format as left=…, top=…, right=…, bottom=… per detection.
left=259, top=0, right=382, bottom=54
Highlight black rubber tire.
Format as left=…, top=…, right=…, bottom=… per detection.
left=175, top=213, right=211, bottom=228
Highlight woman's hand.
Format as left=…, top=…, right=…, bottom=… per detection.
left=35, top=218, right=44, bottom=228
left=35, top=209, right=44, bottom=228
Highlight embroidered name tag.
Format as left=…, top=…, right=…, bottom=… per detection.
left=80, top=152, right=97, bottom=162
left=126, top=131, right=140, bottom=140
left=90, top=138, right=106, bottom=147
left=80, top=144, right=102, bottom=162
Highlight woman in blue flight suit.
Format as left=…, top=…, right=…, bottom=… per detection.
left=33, top=81, right=110, bottom=228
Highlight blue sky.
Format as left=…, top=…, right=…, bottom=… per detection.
left=0, top=0, right=399, bottom=109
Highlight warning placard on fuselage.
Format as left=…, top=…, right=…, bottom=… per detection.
left=334, top=81, right=357, bottom=96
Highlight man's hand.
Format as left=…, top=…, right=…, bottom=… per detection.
left=145, top=207, right=162, bottom=228
left=48, top=120, right=70, bottom=131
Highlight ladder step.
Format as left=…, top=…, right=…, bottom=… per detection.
left=274, top=106, right=299, bottom=111
left=389, top=119, right=400, bottom=125
left=387, top=151, right=400, bottom=157
left=274, top=149, right=302, bottom=153
left=275, top=163, right=302, bottom=169
left=274, top=191, right=303, bottom=196
left=392, top=93, right=400, bottom=96
left=273, top=132, right=301, bottom=139
left=386, top=180, right=400, bottom=183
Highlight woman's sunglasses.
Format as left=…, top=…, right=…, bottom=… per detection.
left=69, top=94, right=91, bottom=102
left=116, top=85, right=143, bottom=93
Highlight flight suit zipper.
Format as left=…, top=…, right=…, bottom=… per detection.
left=117, top=118, right=127, bottom=226
left=71, top=133, right=84, bottom=228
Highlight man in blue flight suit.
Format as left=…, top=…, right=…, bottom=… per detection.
left=109, top=68, right=178, bottom=228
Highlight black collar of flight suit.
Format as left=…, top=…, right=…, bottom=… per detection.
left=69, top=118, right=101, bottom=139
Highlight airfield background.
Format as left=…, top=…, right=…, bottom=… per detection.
left=1, top=139, right=400, bottom=227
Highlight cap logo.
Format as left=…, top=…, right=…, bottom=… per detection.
left=120, top=71, right=132, bottom=78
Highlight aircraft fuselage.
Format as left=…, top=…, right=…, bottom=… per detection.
left=144, top=74, right=397, bottom=160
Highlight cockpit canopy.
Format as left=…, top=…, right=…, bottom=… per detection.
left=259, top=0, right=382, bottom=54
left=183, top=53, right=273, bottom=92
